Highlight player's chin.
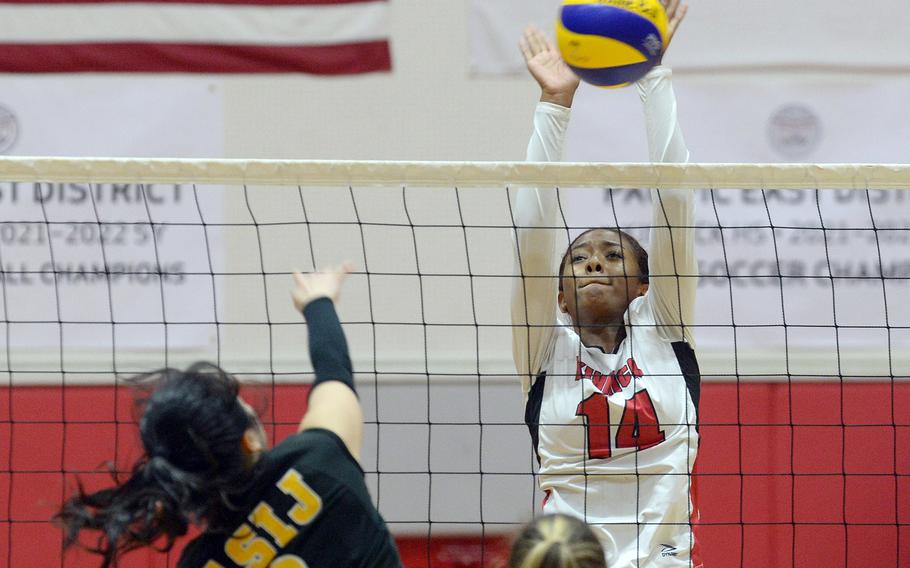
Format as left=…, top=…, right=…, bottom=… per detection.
left=576, top=296, right=621, bottom=319
left=576, top=283, right=616, bottom=302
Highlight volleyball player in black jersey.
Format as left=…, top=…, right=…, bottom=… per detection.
left=57, top=264, right=403, bottom=568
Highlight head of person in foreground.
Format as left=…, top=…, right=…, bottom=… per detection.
left=509, top=513, right=607, bottom=568
left=55, top=363, right=268, bottom=567
left=558, top=228, right=649, bottom=329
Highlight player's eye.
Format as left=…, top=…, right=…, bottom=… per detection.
left=607, top=251, right=623, bottom=259
left=572, top=254, right=586, bottom=262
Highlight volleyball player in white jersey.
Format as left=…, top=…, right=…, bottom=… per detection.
left=513, top=3, right=700, bottom=566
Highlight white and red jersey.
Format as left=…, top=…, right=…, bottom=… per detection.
left=512, top=67, right=702, bottom=568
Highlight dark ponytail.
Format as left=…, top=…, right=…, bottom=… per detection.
left=56, top=363, right=259, bottom=567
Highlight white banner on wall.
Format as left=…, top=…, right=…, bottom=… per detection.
left=562, top=77, right=910, bottom=356
left=0, top=77, right=223, bottom=157
left=567, top=75, right=910, bottom=164
left=469, top=0, right=910, bottom=75
left=0, top=78, right=223, bottom=351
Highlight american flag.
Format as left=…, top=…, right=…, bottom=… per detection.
left=0, top=0, right=391, bottom=73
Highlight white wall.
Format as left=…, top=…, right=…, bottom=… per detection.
left=222, top=1, right=539, bottom=161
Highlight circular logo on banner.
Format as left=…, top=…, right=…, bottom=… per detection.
left=0, top=104, right=19, bottom=154
left=767, top=104, right=822, bottom=159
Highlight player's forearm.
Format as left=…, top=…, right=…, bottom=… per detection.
left=298, top=298, right=363, bottom=454
left=516, top=101, right=571, bottom=293
left=640, top=66, right=697, bottom=336
left=641, top=64, right=695, bottom=287
left=302, top=297, right=355, bottom=394
left=649, top=188, right=696, bottom=275
left=648, top=188, right=697, bottom=341
left=526, top=101, right=571, bottom=163
left=512, top=192, right=561, bottom=378
left=514, top=102, right=568, bottom=269
left=637, top=66, right=689, bottom=165
left=517, top=101, right=570, bottom=249
left=511, top=102, right=570, bottom=378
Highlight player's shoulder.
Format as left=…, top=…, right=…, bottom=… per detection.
left=271, top=428, right=357, bottom=463
left=627, top=294, right=669, bottom=341
left=628, top=295, right=654, bottom=323
left=547, top=325, right=580, bottom=366
left=262, top=428, right=363, bottom=485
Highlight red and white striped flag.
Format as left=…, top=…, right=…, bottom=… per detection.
left=0, top=0, right=391, bottom=73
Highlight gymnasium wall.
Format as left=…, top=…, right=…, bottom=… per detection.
left=2, top=1, right=909, bottom=567
left=3, top=381, right=907, bottom=568
left=3, top=1, right=907, bottom=162
left=216, top=0, right=909, bottom=163
left=219, top=2, right=532, bottom=161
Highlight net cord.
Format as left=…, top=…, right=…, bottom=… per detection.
left=1, top=159, right=909, bottom=189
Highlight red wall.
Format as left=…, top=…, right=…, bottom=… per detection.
left=1, top=382, right=907, bottom=568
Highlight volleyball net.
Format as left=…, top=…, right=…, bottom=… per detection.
left=1, top=158, right=908, bottom=568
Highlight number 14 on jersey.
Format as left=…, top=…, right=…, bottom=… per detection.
left=576, top=389, right=666, bottom=459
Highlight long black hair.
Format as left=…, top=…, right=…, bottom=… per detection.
left=55, top=362, right=259, bottom=567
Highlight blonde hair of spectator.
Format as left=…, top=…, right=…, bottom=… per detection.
left=509, top=513, right=607, bottom=568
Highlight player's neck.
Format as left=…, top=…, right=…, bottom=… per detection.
left=577, top=324, right=625, bottom=353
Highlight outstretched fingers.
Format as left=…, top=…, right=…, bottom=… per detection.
left=331, top=262, right=354, bottom=291
left=521, top=26, right=551, bottom=59
left=529, top=26, right=551, bottom=55
left=291, top=263, right=355, bottom=311
left=664, top=0, right=688, bottom=47
left=519, top=33, right=535, bottom=64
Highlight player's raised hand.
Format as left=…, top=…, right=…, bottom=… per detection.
left=662, top=0, right=688, bottom=53
left=292, top=263, right=354, bottom=312
left=519, top=25, right=580, bottom=108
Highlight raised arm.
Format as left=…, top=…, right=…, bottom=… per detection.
left=637, top=4, right=697, bottom=344
left=512, top=28, right=580, bottom=392
left=511, top=106, right=565, bottom=387
left=292, top=264, right=364, bottom=461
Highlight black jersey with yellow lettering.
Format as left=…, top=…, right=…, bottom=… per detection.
left=178, top=428, right=402, bottom=568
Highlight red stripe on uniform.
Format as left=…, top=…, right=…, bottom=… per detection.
left=0, top=41, right=391, bottom=73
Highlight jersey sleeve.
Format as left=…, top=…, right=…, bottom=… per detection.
left=512, top=102, right=570, bottom=394
left=637, top=67, right=697, bottom=345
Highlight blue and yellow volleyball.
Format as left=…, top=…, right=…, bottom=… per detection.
left=557, top=0, right=668, bottom=88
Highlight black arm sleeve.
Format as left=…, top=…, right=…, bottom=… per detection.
left=302, top=297, right=355, bottom=394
